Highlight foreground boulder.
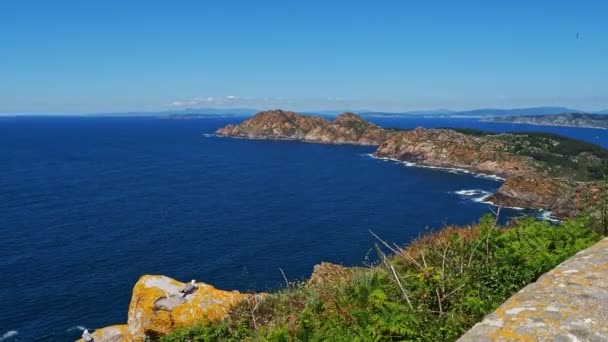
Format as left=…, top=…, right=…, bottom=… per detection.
left=77, top=275, right=258, bottom=342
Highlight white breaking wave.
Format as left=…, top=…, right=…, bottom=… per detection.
left=454, top=189, right=486, bottom=196
left=538, top=210, right=561, bottom=223
left=452, top=189, right=495, bottom=204
left=453, top=189, right=527, bottom=210
left=370, top=155, right=505, bottom=182
left=0, top=331, right=18, bottom=342
left=68, top=325, right=87, bottom=332
left=202, top=133, right=216, bottom=138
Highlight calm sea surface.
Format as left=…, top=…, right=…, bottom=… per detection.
left=1, top=116, right=607, bottom=341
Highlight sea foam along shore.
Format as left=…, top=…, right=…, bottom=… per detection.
left=452, top=189, right=560, bottom=222
left=366, top=151, right=561, bottom=221
left=367, top=154, right=505, bottom=182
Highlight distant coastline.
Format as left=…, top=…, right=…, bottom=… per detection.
left=482, top=113, right=608, bottom=130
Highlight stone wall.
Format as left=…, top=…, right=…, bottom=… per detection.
left=459, top=238, right=608, bottom=341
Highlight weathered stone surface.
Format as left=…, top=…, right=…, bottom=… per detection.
left=127, top=275, right=255, bottom=341
left=459, top=238, right=608, bottom=342
left=308, top=262, right=353, bottom=287
left=75, top=325, right=128, bottom=342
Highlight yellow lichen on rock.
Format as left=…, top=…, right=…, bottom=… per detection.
left=76, top=275, right=256, bottom=342
left=126, top=275, right=254, bottom=341
left=75, top=325, right=129, bottom=342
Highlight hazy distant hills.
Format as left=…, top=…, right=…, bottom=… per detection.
left=482, top=113, right=608, bottom=129
left=89, top=106, right=608, bottom=118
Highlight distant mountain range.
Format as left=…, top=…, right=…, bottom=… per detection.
left=482, top=113, right=608, bottom=129
left=87, top=106, right=608, bottom=118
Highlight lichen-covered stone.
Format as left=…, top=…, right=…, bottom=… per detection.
left=76, top=276, right=257, bottom=342
left=459, top=238, right=608, bottom=341
left=75, top=325, right=128, bottom=342
left=127, top=275, right=254, bottom=341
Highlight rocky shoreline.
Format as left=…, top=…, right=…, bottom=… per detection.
left=217, top=109, right=607, bottom=219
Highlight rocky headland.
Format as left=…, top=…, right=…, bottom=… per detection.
left=216, top=110, right=391, bottom=146
left=216, top=109, right=608, bottom=218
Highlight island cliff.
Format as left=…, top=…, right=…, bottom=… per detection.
left=217, top=110, right=608, bottom=218
left=216, top=110, right=391, bottom=146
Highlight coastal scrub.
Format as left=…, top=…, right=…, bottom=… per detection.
left=161, top=215, right=601, bottom=342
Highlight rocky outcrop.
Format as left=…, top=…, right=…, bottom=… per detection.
left=373, top=128, right=540, bottom=178
left=459, top=238, right=608, bottom=341
left=78, top=275, right=259, bottom=342
left=486, top=177, right=604, bottom=217
left=216, top=110, right=391, bottom=146
left=307, top=262, right=353, bottom=287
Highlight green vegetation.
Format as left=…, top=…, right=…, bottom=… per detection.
left=494, top=132, right=608, bottom=180
left=446, top=128, right=608, bottom=181
left=161, top=215, right=601, bottom=342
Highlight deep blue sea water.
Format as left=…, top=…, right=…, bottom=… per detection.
left=1, top=116, right=607, bottom=341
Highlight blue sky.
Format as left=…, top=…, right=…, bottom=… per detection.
left=1, top=0, right=607, bottom=114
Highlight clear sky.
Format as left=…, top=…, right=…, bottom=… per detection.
left=1, top=0, right=607, bottom=114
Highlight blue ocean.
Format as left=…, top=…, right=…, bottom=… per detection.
left=1, top=116, right=607, bottom=341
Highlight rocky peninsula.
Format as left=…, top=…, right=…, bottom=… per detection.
left=217, top=110, right=608, bottom=218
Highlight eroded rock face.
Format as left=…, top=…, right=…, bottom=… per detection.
left=374, top=128, right=539, bottom=178
left=77, top=276, right=257, bottom=342
left=485, top=176, right=575, bottom=209
left=216, top=110, right=391, bottom=146
left=308, top=262, right=353, bottom=287
left=486, top=177, right=603, bottom=218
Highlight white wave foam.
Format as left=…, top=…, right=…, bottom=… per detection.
left=202, top=133, right=216, bottom=138
left=454, top=189, right=485, bottom=196
left=477, top=197, right=525, bottom=210
left=371, top=156, right=505, bottom=181
left=452, top=189, right=495, bottom=204
left=68, top=325, right=87, bottom=332
left=0, top=331, right=18, bottom=341
left=538, top=210, right=561, bottom=223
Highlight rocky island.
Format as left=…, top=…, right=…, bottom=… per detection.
left=217, top=109, right=608, bottom=218
left=482, top=113, right=608, bottom=129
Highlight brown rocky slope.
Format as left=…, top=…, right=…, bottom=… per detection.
left=216, top=109, right=391, bottom=145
